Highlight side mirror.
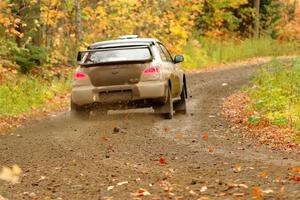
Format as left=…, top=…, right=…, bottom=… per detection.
left=174, top=55, right=184, bottom=63
left=77, top=52, right=82, bottom=62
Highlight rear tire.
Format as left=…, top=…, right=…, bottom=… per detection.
left=153, top=86, right=173, bottom=119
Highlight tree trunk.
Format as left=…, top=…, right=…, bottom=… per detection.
left=15, top=2, right=25, bottom=47
left=254, top=0, right=260, bottom=38
left=32, top=0, right=42, bottom=47
left=74, top=0, right=83, bottom=46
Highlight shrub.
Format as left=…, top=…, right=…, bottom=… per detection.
left=247, top=59, right=300, bottom=129
left=0, top=73, right=71, bottom=116
left=14, top=45, right=47, bottom=73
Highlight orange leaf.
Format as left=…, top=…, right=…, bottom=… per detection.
left=252, top=186, right=263, bottom=200
left=175, top=133, right=184, bottom=140
left=292, top=168, right=300, bottom=173
left=259, top=171, right=268, bottom=178
left=208, top=147, right=214, bottom=153
left=202, top=133, right=209, bottom=139
left=132, top=188, right=151, bottom=197
left=163, top=127, right=170, bottom=133
left=234, top=164, right=242, bottom=172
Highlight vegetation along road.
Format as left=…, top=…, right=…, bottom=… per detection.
left=0, top=63, right=299, bottom=199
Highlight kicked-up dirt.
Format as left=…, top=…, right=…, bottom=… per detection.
left=0, top=64, right=299, bottom=199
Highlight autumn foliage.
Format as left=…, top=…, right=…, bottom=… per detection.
left=0, top=0, right=299, bottom=73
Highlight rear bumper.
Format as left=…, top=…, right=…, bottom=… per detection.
left=71, top=81, right=167, bottom=106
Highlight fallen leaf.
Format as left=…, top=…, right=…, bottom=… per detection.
left=200, top=186, right=207, bottom=193
left=292, top=168, right=300, bottom=173
left=12, top=165, right=22, bottom=175
left=132, top=188, right=151, bottom=197
left=29, top=192, right=36, bottom=199
left=0, top=165, right=22, bottom=184
left=208, top=147, right=214, bottom=153
left=202, top=133, right=209, bottom=139
left=233, top=164, right=242, bottom=173
left=175, top=133, right=184, bottom=140
left=259, top=171, right=268, bottom=178
left=38, top=176, right=46, bottom=181
left=135, top=178, right=141, bottom=182
left=159, top=181, right=173, bottom=192
left=292, top=176, right=300, bottom=182
left=168, top=192, right=175, bottom=197
left=229, top=183, right=248, bottom=189
left=99, top=136, right=110, bottom=141
left=159, top=157, right=166, bottom=164
left=233, top=193, right=244, bottom=197
left=222, top=83, right=228, bottom=86
left=263, top=189, right=274, bottom=194
left=238, top=184, right=248, bottom=189
left=189, top=190, right=197, bottom=196
left=163, top=127, right=170, bottom=133
left=117, top=181, right=128, bottom=186
left=287, top=173, right=300, bottom=182
left=280, top=186, right=285, bottom=193
left=107, top=186, right=114, bottom=191
left=197, top=196, right=211, bottom=200
left=275, top=176, right=282, bottom=182
left=252, top=186, right=263, bottom=200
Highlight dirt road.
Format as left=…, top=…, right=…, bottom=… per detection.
left=0, top=64, right=299, bottom=199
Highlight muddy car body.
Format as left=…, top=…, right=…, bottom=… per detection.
left=71, top=36, right=187, bottom=119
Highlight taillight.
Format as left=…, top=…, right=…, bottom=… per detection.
left=141, top=66, right=161, bottom=81
left=74, top=72, right=87, bottom=79
left=143, top=67, right=160, bottom=74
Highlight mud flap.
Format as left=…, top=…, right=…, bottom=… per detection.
left=153, top=103, right=172, bottom=114
left=173, top=100, right=186, bottom=113
left=173, top=83, right=187, bottom=114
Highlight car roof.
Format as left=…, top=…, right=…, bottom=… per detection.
left=88, top=38, right=160, bottom=49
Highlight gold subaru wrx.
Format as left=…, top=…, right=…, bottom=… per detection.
left=71, top=35, right=187, bottom=119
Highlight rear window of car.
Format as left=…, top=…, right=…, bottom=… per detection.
left=83, top=47, right=152, bottom=64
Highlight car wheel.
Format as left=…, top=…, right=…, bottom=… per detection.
left=152, top=86, right=173, bottom=119
left=70, top=100, right=89, bottom=118
left=174, top=84, right=187, bottom=114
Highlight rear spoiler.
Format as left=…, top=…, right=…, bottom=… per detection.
left=77, top=45, right=152, bottom=62
left=80, top=59, right=153, bottom=67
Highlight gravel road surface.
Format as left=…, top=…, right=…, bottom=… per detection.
left=1, top=64, right=299, bottom=199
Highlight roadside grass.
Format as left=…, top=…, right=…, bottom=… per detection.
left=0, top=71, right=71, bottom=117
left=246, top=59, right=300, bottom=133
left=182, top=37, right=300, bottom=69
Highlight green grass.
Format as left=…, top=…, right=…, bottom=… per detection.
left=0, top=73, right=71, bottom=116
left=246, top=59, right=300, bottom=129
left=182, top=37, right=300, bottom=69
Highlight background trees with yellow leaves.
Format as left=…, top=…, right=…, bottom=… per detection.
left=0, top=0, right=299, bottom=73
